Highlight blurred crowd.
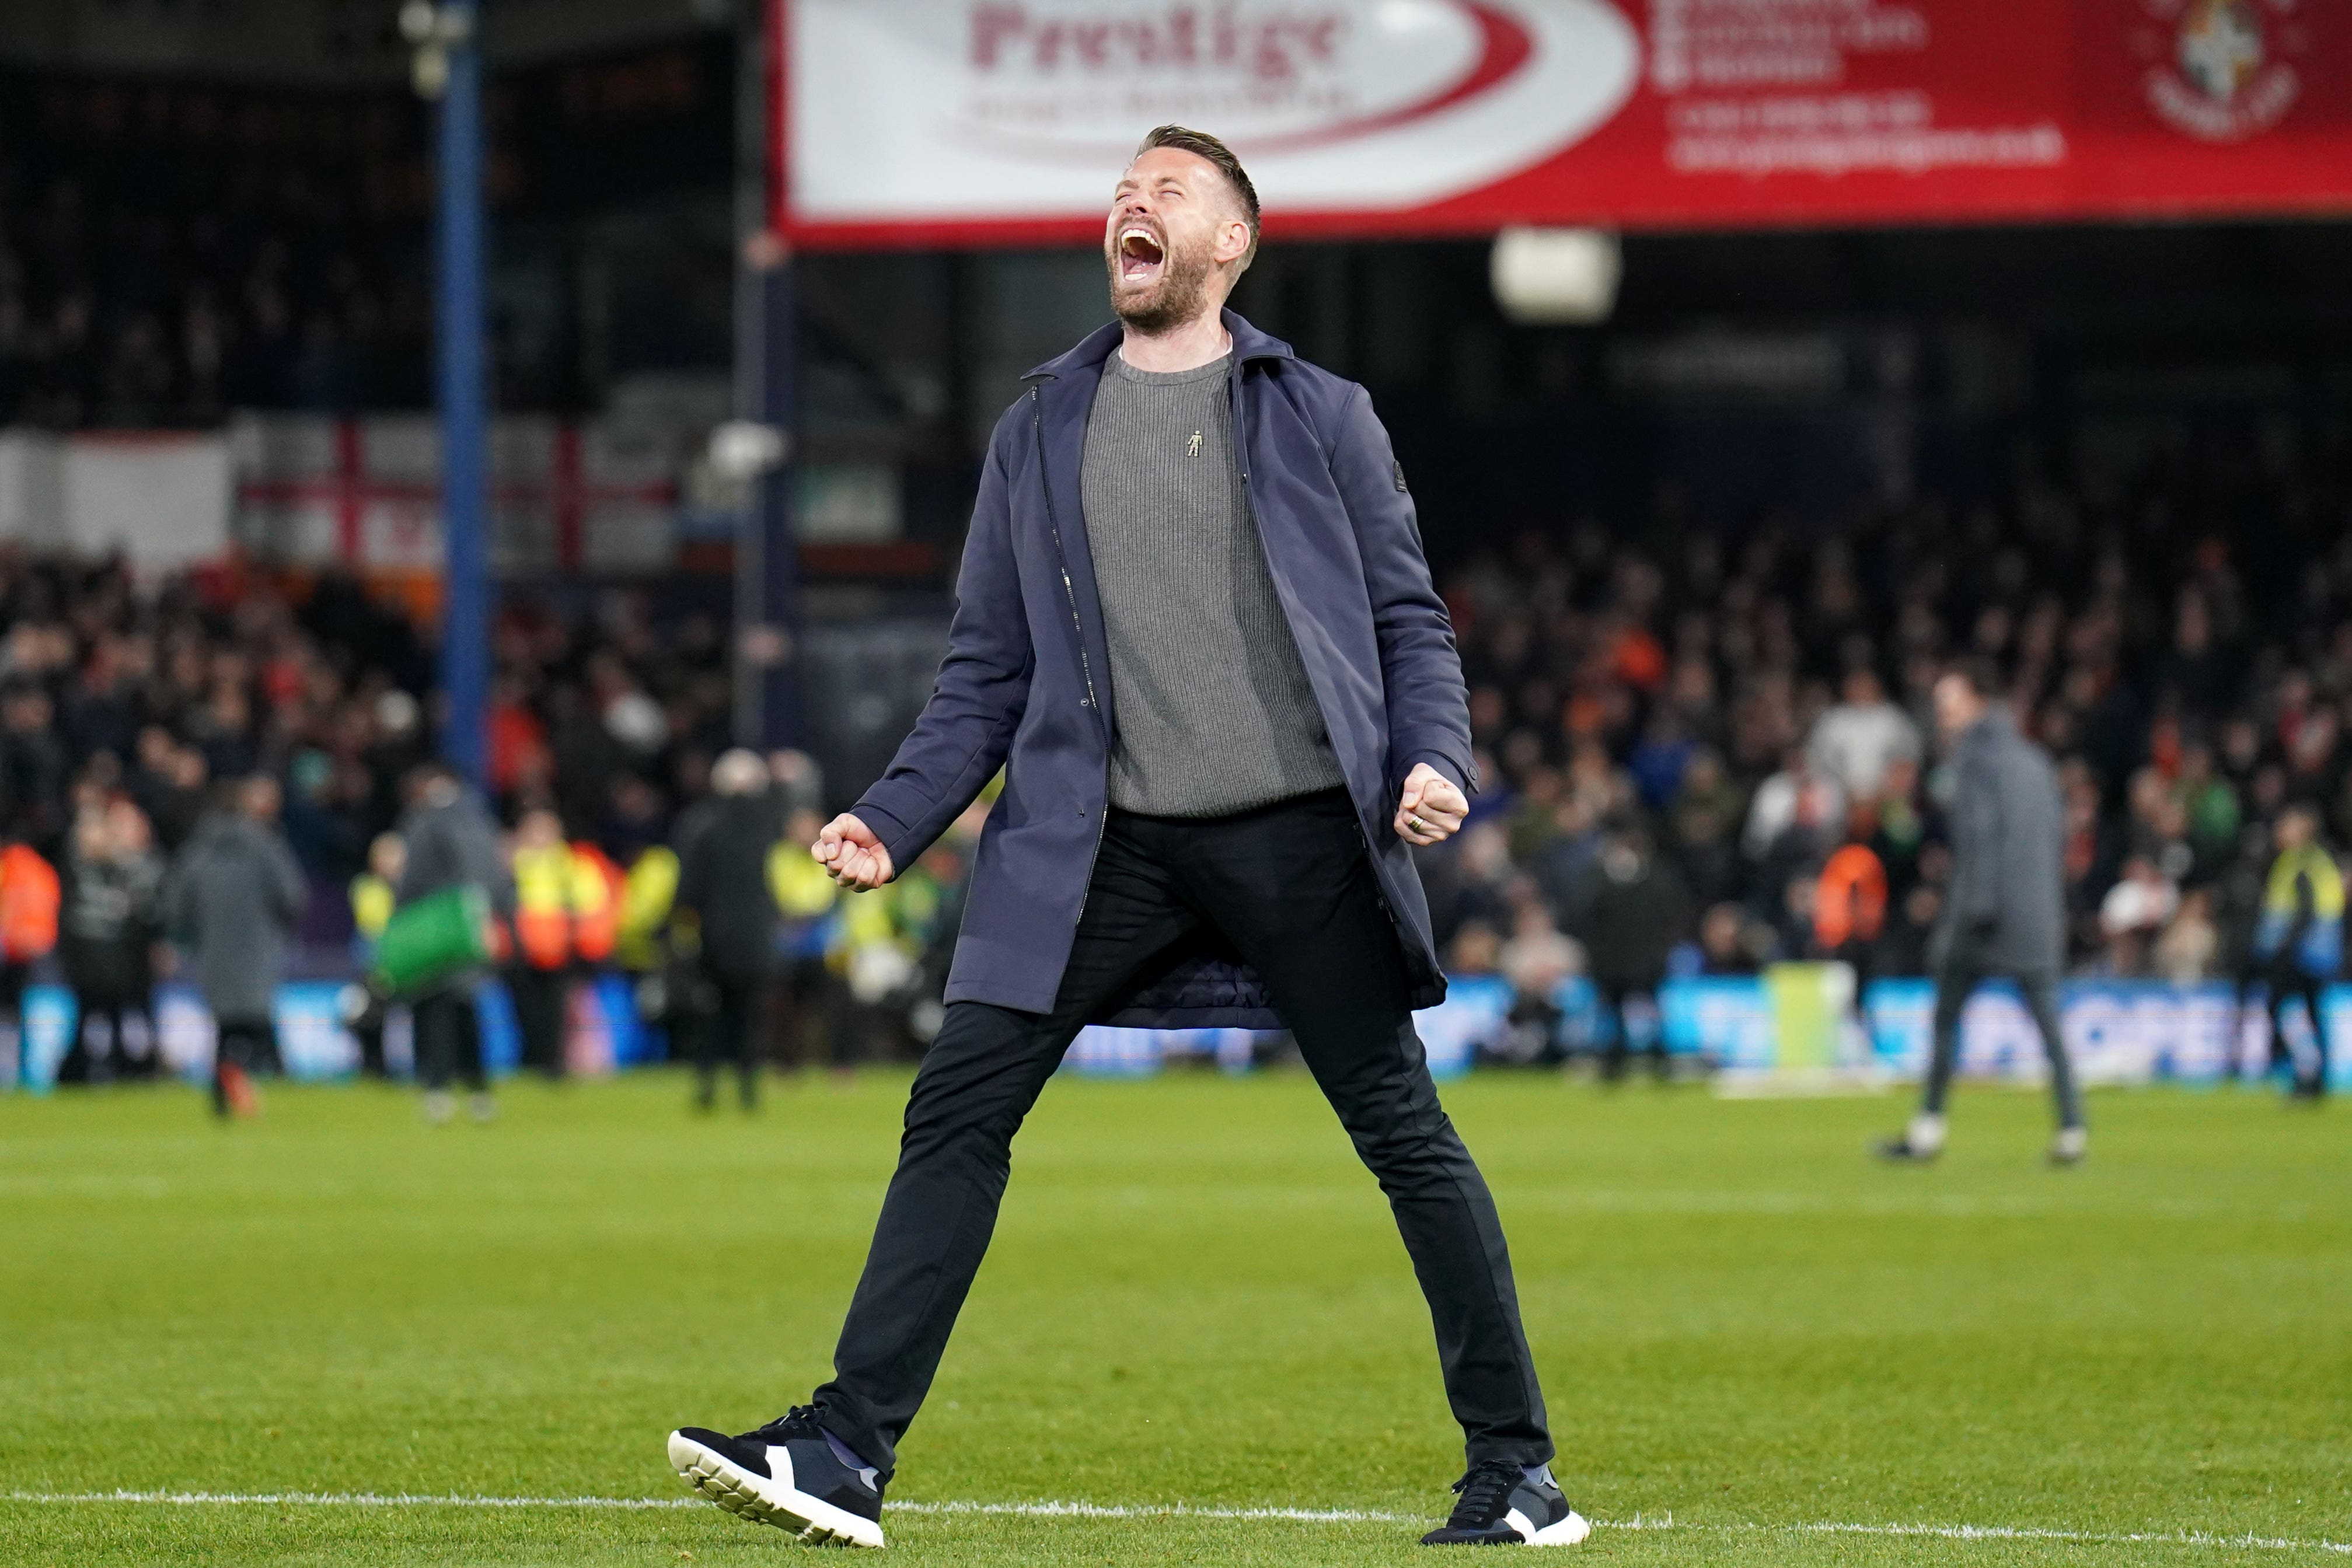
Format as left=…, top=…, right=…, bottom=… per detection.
left=4, top=427, right=2350, bottom=1087
left=0, top=152, right=430, bottom=428
left=0, top=549, right=963, bottom=1091
left=1412, top=434, right=2352, bottom=1027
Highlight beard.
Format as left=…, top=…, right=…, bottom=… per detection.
left=1106, top=232, right=1215, bottom=336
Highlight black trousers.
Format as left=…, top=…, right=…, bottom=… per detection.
left=809, top=788, right=1552, bottom=1478
left=1924, top=949, right=2083, bottom=1130
left=0, top=961, right=25, bottom=1085
left=696, top=967, right=767, bottom=1107
left=60, top=993, right=153, bottom=1084
left=414, top=990, right=486, bottom=1092
left=354, top=1011, right=388, bottom=1078
left=2264, top=970, right=2332, bottom=1092
left=1596, top=979, right=1667, bottom=1080
left=508, top=964, right=571, bottom=1080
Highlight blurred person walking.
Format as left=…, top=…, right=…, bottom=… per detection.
left=665, top=127, right=1578, bottom=1551
left=166, top=777, right=305, bottom=1119
left=57, top=801, right=165, bottom=1083
left=1880, top=662, right=2085, bottom=1165
left=2248, top=802, right=2339, bottom=1099
left=674, top=750, right=781, bottom=1111
left=395, top=763, right=512, bottom=1124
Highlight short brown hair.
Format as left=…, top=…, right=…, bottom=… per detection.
left=1134, top=124, right=1259, bottom=270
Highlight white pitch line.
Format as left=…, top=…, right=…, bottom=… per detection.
left=1609, top=1514, right=2352, bottom=1555
left=6, top=1490, right=700, bottom=1510
left=891, top=1498, right=1413, bottom=1524
left=8, top=1490, right=2349, bottom=1553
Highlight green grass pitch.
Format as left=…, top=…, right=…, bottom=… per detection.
left=1, top=1068, right=2344, bottom=1566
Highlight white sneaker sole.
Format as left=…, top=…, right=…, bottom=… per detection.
left=666, top=1430, right=886, bottom=1548
left=1529, top=1508, right=1592, bottom=1545
left=1503, top=1505, right=1593, bottom=1545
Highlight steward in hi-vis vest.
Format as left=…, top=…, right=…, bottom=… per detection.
left=506, top=808, right=613, bottom=1080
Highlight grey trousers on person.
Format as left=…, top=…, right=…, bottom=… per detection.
left=1924, top=955, right=2083, bottom=1130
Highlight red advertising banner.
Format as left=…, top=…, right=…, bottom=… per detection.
left=773, top=0, right=2351, bottom=248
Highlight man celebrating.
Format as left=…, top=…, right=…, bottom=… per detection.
left=666, top=127, right=1576, bottom=1550
left=1879, top=660, right=2086, bottom=1165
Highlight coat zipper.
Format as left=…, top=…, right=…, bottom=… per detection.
left=1031, top=382, right=1110, bottom=917
left=1032, top=385, right=1103, bottom=724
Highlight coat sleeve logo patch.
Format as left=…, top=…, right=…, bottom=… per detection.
left=1392, top=459, right=1409, bottom=493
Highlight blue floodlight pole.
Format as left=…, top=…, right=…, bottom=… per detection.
left=435, top=0, right=490, bottom=787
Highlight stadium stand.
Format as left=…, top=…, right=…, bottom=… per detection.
left=1, top=408, right=2345, bottom=1073
left=1426, top=428, right=2351, bottom=1000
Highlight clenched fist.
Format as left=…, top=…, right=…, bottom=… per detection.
left=813, top=812, right=896, bottom=890
left=1393, top=763, right=1467, bottom=847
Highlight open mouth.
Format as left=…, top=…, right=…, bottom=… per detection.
left=1116, top=226, right=1165, bottom=285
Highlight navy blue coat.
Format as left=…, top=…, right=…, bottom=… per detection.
left=852, top=310, right=1475, bottom=1028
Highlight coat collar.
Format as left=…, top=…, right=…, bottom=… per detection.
left=1022, top=308, right=1296, bottom=382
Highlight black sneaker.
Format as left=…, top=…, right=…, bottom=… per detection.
left=1874, top=1136, right=1941, bottom=1162
left=1421, top=1458, right=1590, bottom=1546
left=666, top=1406, right=885, bottom=1548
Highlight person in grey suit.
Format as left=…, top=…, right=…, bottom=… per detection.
left=1880, top=660, right=2087, bottom=1165
left=166, top=776, right=308, bottom=1117
left=393, top=762, right=514, bottom=1123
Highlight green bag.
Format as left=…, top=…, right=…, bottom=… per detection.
left=372, top=885, right=494, bottom=998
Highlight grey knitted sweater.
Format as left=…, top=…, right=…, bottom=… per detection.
left=1080, top=350, right=1344, bottom=817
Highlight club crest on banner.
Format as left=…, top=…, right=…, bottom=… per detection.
left=774, top=0, right=2352, bottom=240
left=2138, top=0, right=2305, bottom=142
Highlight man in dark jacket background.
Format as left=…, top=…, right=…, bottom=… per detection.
left=674, top=748, right=782, bottom=1112
left=1881, top=660, right=2085, bottom=1164
left=666, top=126, right=1578, bottom=1553
left=1569, top=819, right=1690, bottom=1081
left=395, top=762, right=512, bottom=1125
left=166, top=776, right=305, bottom=1117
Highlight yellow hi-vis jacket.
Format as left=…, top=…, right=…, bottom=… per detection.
left=512, top=841, right=616, bottom=969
